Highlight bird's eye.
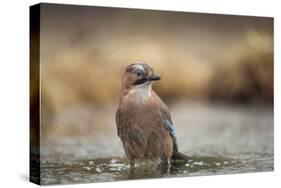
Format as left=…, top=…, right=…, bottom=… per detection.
left=136, top=72, right=141, bottom=76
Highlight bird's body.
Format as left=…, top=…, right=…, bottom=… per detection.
left=116, top=63, right=188, bottom=168
left=116, top=88, right=173, bottom=162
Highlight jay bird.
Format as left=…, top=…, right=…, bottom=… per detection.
left=116, top=63, right=189, bottom=168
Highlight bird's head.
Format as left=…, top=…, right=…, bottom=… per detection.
left=121, top=62, right=161, bottom=90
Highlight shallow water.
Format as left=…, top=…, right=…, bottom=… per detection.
left=39, top=101, right=273, bottom=185
left=40, top=154, right=273, bottom=185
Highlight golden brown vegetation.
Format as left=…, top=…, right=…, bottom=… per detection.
left=208, top=31, right=273, bottom=104
left=39, top=31, right=273, bottom=121
left=41, top=44, right=211, bottom=114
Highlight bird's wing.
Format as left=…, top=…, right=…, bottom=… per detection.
left=115, top=108, right=121, bottom=137
left=160, top=104, right=179, bottom=152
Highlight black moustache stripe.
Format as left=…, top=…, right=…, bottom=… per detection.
left=134, top=77, right=147, bottom=85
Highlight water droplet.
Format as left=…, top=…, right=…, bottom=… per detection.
left=109, top=163, right=124, bottom=168
left=83, top=166, right=91, bottom=171
left=193, top=161, right=204, bottom=166
left=96, top=167, right=102, bottom=173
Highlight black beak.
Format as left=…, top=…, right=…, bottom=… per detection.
left=134, top=74, right=161, bottom=85
left=146, top=74, right=161, bottom=81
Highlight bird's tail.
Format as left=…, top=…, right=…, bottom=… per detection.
left=172, top=151, right=190, bottom=162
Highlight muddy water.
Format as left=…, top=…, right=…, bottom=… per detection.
left=40, top=101, right=273, bottom=185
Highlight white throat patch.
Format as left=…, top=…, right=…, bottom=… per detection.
left=128, top=83, right=152, bottom=104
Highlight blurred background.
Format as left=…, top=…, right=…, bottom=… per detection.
left=32, top=4, right=273, bottom=184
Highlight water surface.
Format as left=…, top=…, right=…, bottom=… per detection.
left=40, top=101, right=273, bottom=185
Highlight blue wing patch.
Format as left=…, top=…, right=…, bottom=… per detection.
left=164, top=119, right=178, bottom=151
left=164, top=119, right=176, bottom=137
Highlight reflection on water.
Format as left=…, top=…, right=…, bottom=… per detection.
left=40, top=101, right=273, bottom=185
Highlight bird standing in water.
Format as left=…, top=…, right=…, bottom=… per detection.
left=116, top=63, right=189, bottom=169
